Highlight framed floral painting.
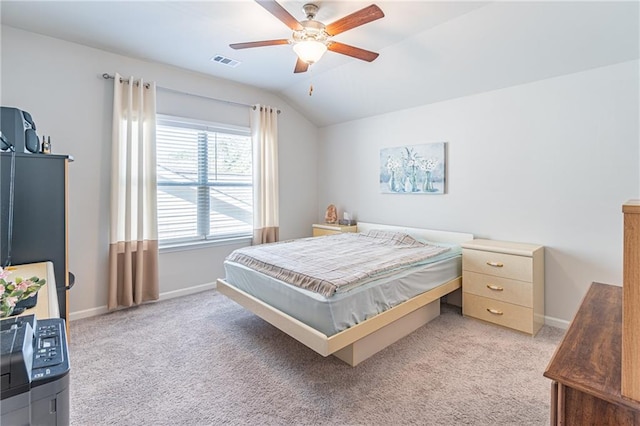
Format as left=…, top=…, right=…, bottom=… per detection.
left=380, top=142, right=446, bottom=194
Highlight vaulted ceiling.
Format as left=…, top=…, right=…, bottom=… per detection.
left=1, top=1, right=638, bottom=126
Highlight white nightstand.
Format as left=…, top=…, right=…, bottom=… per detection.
left=312, top=223, right=358, bottom=237
left=461, top=239, right=544, bottom=335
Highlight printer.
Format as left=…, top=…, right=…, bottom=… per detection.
left=1, top=314, right=70, bottom=425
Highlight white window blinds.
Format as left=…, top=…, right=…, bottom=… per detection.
left=156, top=117, right=252, bottom=245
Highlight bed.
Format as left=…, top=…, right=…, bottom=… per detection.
left=216, top=222, right=473, bottom=366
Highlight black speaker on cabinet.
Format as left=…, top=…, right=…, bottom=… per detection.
left=0, top=107, right=39, bottom=153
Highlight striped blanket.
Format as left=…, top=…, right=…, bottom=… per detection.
left=225, top=230, right=451, bottom=297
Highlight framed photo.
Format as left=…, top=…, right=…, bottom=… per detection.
left=380, top=142, right=446, bottom=194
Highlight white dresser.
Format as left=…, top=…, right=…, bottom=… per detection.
left=461, top=239, right=544, bottom=335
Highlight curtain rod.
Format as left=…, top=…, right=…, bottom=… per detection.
left=102, top=73, right=280, bottom=113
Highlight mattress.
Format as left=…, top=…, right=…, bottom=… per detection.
left=226, top=230, right=453, bottom=297
left=223, top=246, right=461, bottom=336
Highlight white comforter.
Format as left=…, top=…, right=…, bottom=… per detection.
left=225, top=230, right=451, bottom=297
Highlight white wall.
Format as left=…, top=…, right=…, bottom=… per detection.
left=317, top=60, right=639, bottom=326
left=1, top=26, right=319, bottom=318
left=2, top=25, right=638, bottom=326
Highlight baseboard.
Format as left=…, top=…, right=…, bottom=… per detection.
left=69, top=305, right=110, bottom=321
left=69, top=281, right=217, bottom=322
left=158, top=281, right=216, bottom=301
left=544, top=315, right=570, bottom=330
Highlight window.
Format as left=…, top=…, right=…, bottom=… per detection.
left=156, top=116, right=252, bottom=246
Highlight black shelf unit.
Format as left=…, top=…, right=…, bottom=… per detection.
left=1, top=152, right=73, bottom=321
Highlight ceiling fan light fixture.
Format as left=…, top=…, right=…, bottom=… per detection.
left=293, top=40, right=327, bottom=64
left=230, top=1, right=384, bottom=73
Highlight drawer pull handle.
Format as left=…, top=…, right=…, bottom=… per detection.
left=486, top=261, right=504, bottom=267
left=487, top=308, right=504, bottom=315
left=487, top=284, right=504, bottom=292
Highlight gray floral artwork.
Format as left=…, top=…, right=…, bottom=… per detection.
left=380, top=142, right=446, bottom=194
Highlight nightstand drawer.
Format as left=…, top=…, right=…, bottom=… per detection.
left=463, top=293, right=533, bottom=334
left=313, top=228, right=340, bottom=237
left=312, top=224, right=357, bottom=237
left=463, top=249, right=533, bottom=282
left=463, top=271, right=533, bottom=308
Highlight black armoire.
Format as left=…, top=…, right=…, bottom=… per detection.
left=1, top=152, right=73, bottom=322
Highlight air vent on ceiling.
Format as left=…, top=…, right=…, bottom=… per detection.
left=211, top=55, right=241, bottom=68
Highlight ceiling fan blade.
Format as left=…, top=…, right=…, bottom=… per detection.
left=325, top=4, right=384, bottom=36
left=230, top=39, right=290, bottom=49
left=294, top=58, right=309, bottom=73
left=255, top=0, right=303, bottom=31
left=328, top=42, right=379, bottom=62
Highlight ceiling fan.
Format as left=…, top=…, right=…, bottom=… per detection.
left=230, top=1, right=385, bottom=74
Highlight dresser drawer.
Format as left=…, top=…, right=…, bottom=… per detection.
left=463, top=271, right=533, bottom=307
left=463, top=293, right=533, bottom=334
left=463, top=249, right=533, bottom=282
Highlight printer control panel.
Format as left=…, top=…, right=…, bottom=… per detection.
left=31, top=319, right=69, bottom=382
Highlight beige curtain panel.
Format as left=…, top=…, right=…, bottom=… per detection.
left=251, top=105, right=280, bottom=245
left=108, top=72, right=159, bottom=310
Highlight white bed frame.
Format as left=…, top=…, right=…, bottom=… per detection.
left=217, top=222, right=473, bottom=366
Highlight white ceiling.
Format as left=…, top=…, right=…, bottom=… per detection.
left=1, top=1, right=638, bottom=127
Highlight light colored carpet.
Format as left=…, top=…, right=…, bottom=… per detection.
left=69, top=290, right=564, bottom=425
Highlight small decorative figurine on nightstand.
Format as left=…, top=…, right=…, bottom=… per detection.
left=325, top=204, right=337, bottom=224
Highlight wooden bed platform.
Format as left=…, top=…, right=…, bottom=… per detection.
left=217, top=222, right=473, bottom=366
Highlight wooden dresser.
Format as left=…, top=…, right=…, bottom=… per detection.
left=544, top=283, right=640, bottom=425
left=461, top=239, right=544, bottom=335
left=544, top=200, right=640, bottom=424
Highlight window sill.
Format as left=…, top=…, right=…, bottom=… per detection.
left=159, top=236, right=251, bottom=254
